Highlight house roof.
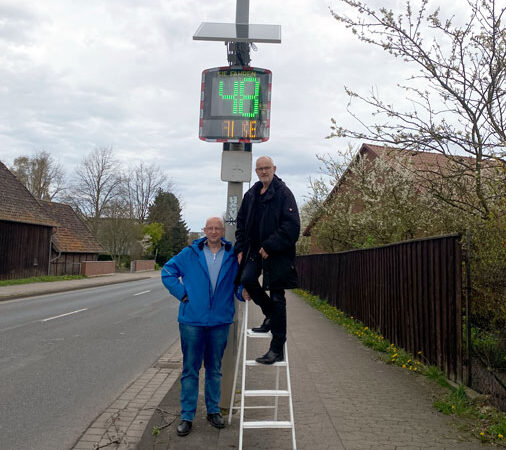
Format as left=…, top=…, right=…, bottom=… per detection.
left=0, top=161, right=56, bottom=227
left=363, top=143, right=476, bottom=172
left=38, top=200, right=104, bottom=253
left=302, top=143, right=476, bottom=236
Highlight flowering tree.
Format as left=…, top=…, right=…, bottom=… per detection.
left=329, top=0, right=506, bottom=221
left=306, top=146, right=455, bottom=253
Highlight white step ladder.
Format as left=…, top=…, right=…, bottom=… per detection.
left=228, top=300, right=296, bottom=450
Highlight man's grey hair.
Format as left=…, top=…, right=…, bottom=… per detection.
left=256, top=155, right=275, bottom=166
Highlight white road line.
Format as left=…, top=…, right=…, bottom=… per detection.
left=41, top=308, right=88, bottom=322
left=133, top=290, right=151, bottom=296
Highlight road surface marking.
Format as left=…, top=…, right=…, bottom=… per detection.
left=41, top=308, right=88, bottom=322
left=133, top=290, right=151, bottom=296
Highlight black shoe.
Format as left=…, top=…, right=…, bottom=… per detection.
left=176, top=420, right=192, bottom=436
left=255, top=349, right=284, bottom=365
left=207, top=413, right=225, bottom=429
left=252, top=318, right=271, bottom=333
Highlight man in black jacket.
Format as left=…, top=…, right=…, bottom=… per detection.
left=235, top=156, right=300, bottom=364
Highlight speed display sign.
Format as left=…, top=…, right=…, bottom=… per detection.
left=199, top=66, right=271, bottom=143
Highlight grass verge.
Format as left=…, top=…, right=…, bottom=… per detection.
left=294, top=288, right=506, bottom=446
left=0, top=274, right=86, bottom=287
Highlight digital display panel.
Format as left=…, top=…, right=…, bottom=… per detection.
left=199, top=66, right=271, bottom=143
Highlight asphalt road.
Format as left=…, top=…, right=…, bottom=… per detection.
left=0, top=278, right=179, bottom=450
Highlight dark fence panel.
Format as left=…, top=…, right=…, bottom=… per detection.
left=0, top=221, right=51, bottom=280
left=50, top=252, right=98, bottom=276
left=296, top=234, right=463, bottom=382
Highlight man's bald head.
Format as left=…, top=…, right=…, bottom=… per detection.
left=203, top=217, right=225, bottom=245
left=255, top=156, right=276, bottom=187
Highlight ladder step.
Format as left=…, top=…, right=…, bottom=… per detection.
left=231, top=405, right=277, bottom=410
left=245, top=359, right=287, bottom=367
left=243, top=420, right=293, bottom=429
left=244, top=389, right=290, bottom=397
left=247, top=329, right=272, bottom=338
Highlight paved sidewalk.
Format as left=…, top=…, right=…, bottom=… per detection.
left=0, top=270, right=160, bottom=300
left=6, top=274, right=483, bottom=449
left=138, top=291, right=482, bottom=450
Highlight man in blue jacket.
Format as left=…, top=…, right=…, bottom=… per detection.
left=161, top=216, right=240, bottom=437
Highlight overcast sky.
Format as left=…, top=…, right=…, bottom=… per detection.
left=0, top=0, right=465, bottom=230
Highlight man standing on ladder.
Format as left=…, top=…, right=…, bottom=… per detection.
left=235, top=155, right=300, bottom=364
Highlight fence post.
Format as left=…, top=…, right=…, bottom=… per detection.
left=464, top=229, right=472, bottom=386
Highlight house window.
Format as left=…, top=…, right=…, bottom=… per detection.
left=33, top=257, right=38, bottom=266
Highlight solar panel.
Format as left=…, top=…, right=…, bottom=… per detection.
left=193, top=22, right=281, bottom=43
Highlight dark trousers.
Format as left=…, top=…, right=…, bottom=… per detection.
left=240, top=255, right=286, bottom=354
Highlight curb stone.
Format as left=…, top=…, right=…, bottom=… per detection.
left=0, top=271, right=159, bottom=302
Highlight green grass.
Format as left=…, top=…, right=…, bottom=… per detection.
left=425, top=366, right=451, bottom=389
left=294, top=288, right=506, bottom=446
left=0, top=274, right=85, bottom=286
left=434, top=385, right=473, bottom=416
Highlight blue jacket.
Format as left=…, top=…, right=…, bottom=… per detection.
left=161, top=237, right=240, bottom=326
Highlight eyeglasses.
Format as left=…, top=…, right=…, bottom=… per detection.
left=255, top=166, right=273, bottom=172
left=203, top=227, right=224, bottom=232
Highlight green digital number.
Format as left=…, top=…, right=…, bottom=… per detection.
left=218, top=77, right=260, bottom=118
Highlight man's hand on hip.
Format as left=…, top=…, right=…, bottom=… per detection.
left=237, top=252, right=243, bottom=264
left=259, top=247, right=269, bottom=259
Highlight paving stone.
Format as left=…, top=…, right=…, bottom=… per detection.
left=77, top=291, right=486, bottom=450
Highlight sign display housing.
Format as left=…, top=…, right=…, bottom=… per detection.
left=199, top=66, right=271, bottom=143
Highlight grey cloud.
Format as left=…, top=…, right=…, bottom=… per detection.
left=0, top=3, right=41, bottom=44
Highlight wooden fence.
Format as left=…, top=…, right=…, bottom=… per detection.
left=296, top=234, right=463, bottom=382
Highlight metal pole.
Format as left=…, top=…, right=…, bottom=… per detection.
left=220, top=0, right=251, bottom=411
left=236, top=0, right=249, bottom=23
left=221, top=165, right=250, bottom=411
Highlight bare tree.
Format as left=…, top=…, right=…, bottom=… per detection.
left=329, top=0, right=506, bottom=220
left=96, top=199, right=143, bottom=266
left=10, top=150, right=65, bottom=200
left=70, top=147, right=123, bottom=233
left=123, top=162, right=170, bottom=222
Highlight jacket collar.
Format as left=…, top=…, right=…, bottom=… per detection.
left=254, top=174, right=282, bottom=202
left=194, top=236, right=232, bottom=252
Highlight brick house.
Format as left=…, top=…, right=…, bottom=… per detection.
left=302, top=143, right=477, bottom=254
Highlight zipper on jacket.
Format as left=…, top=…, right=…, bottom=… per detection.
left=213, top=251, right=231, bottom=297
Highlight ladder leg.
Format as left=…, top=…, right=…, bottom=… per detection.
left=239, top=300, right=249, bottom=450
left=274, top=365, right=280, bottom=421
left=284, top=342, right=297, bottom=450
left=228, top=302, right=246, bottom=425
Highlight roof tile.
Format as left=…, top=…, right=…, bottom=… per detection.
left=38, top=200, right=104, bottom=253
left=0, top=161, right=56, bottom=227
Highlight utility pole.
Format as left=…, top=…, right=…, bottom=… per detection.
left=194, top=0, right=281, bottom=410
left=220, top=1, right=251, bottom=409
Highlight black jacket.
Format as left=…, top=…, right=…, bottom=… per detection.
left=235, top=174, right=300, bottom=290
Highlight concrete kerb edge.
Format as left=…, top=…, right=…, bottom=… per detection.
left=0, top=275, right=156, bottom=302
left=71, top=339, right=182, bottom=449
